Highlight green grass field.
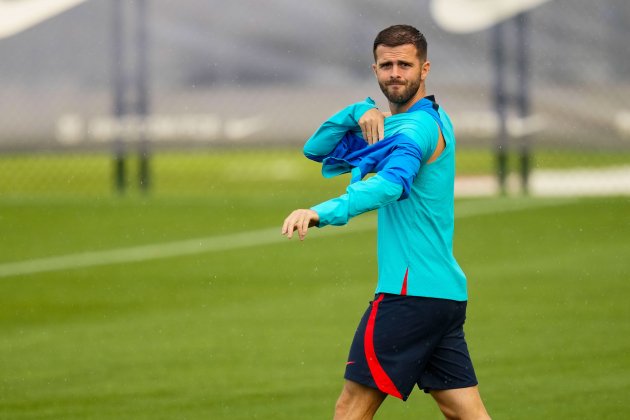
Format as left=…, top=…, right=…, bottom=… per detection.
left=2, top=148, right=630, bottom=197
left=1, top=150, right=629, bottom=419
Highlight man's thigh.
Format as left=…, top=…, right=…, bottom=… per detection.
left=430, top=386, right=490, bottom=420
left=335, top=380, right=387, bottom=420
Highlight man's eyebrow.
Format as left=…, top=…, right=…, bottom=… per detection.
left=378, top=59, right=413, bottom=66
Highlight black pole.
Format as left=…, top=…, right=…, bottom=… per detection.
left=112, top=0, right=126, bottom=194
left=516, top=12, right=531, bottom=195
left=492, top=22, right=508, bottom=195
left=136, top=0, right=150, bottom=193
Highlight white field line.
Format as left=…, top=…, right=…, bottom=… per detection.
left=455, top=165, right=630, bottom=197
left=0, top=198, right=575, bottom=279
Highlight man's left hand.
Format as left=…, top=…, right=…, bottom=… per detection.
left=358, top=108, right=385, bottom=145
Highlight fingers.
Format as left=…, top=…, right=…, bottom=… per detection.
left=377, top=117, right=384, bottom=142
left=366, top=124, right=375, bottom=145
left=358, top=109, right=386, bottom=145
left=360, top=124, right=369, bottom=145
left=360, top=118, right=376, bottom=145
left=281, top=209, right=319, bottom=241
left=284, top=210, right=306, bottom=240
left=300, top=214, right=310, bottom=241
left=281, top=216, right=291, bottom=237
left=281, top=212, right=297, bottom=239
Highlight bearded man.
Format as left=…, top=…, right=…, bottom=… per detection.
left=282, top=24, right=491, bottom=420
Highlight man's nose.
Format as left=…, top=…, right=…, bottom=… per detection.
left=390, top=65, right=402, bottom=79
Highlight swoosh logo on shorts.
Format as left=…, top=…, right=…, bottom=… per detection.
left=346, top=361, right=356, bottom=365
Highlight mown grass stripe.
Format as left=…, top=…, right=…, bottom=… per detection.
left=0, top=198, right=575, bottom=278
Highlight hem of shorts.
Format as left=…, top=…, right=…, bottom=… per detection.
left=344, top=373, right=408, bottom=401
left=421, top=381, right=479, bottom=394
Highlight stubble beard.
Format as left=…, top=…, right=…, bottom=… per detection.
left=379, top=78, right=421, bottom=105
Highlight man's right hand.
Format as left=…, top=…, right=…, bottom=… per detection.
left=281, top=209, right=320, bottom=241
left=358, top=108, right=386, bottom=145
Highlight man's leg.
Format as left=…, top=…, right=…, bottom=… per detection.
left=430, top=386, right=491, bottom=420
left=334, top=380, right=387, bottom=420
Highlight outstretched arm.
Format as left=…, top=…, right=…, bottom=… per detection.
left=281, top=136, right=422, bottom=239
left=280, top=173, right=404, bottom=241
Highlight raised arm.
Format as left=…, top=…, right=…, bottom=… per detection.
left=303, top=98, right=382, bottom=160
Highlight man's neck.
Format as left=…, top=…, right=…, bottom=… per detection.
left=389, top=87, right=426, bottom=115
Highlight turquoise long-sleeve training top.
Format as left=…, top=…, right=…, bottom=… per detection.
left=304, top=96, right=467, bottom=301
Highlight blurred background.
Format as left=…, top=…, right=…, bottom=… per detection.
left=1, top=1, right=630, bottom=419
left=1, top=0, right=629, bottom=197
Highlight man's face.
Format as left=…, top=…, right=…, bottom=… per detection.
left=372, top=44, right=429, bottom=105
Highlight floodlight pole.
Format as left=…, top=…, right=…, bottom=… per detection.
left=516, top=12, right=531, bottom=195
left=491, top=13, right=532, bottom=196
left=111, top=0, right=151, bottom=195
left=492, top=22, right=508, bottom=196
left=136, top=0, right=150, bottom=193
left=112, top=0, right=126, bottom=194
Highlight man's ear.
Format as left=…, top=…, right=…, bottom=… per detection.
left=372, top=63, right=378, bottom=77
left=421, top=60, right=431, bottom=80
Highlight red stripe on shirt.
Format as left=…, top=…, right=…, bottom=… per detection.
left=400, top=268, right=409, bottom=296
left=364, top=294, right=403, bottom=399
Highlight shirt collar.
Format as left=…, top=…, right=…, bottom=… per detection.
left=407, top=95, right=438, bottom=113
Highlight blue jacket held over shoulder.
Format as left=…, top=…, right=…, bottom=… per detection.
left=303, top=96, right=468, bottom=301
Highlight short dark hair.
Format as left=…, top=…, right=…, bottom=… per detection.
left=373, top=25, right=427, bottom=61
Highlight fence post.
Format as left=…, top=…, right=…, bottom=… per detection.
left=516, top=12, right=531, bottom=195
left=136, top=0, right=150, bottom=193
left=492, top=22, right=508, bottom=196
left=112, top=0, right=126, bottom=194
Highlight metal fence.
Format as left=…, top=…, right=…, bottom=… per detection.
left=1, top=0, right=629, bottom=197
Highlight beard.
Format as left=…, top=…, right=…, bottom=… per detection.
left=378, top=78, right=421, bottom=105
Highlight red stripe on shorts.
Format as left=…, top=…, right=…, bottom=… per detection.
left=364, top=294, right=403, bottom=399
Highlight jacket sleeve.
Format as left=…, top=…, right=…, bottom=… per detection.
left=311, top=139, right=422, bottom=227
left=303, top=98, right=376, bottom=160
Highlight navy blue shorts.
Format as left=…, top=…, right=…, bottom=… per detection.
left=344, top=293, right=478, bottom=401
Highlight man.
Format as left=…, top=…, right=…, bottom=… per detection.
left=282, top=25, right=490, bottom=420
